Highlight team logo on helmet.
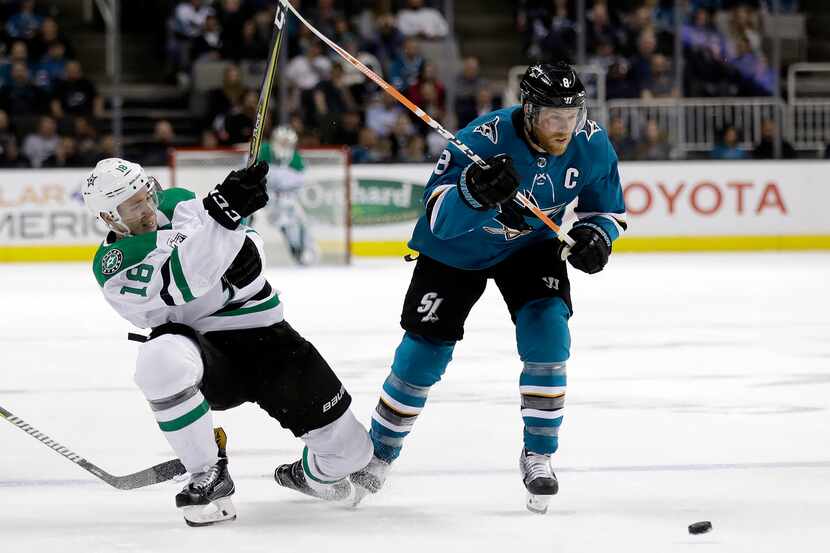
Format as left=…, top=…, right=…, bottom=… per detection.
left=86, top=175, right=97, bottom=188
left=101, top=249, right=124, bottom=275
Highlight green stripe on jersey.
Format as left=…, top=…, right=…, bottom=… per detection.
left=213, top=294, right=280, bottom=317
left=170, top=247, right=195, bottom=302
left=157, top=187, right=196, bottom=220
left=92, top=232, right=158, bottom=286
left=157, top=400, right=209, bottom=432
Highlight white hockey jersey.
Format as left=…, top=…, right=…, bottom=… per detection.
left=92, top=187, right=283, bottom=333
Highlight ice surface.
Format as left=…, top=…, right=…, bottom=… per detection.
left=2, top=253, right=829, bottom=552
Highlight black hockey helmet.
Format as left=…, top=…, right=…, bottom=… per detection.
left=519, top=62, right=587, bottom=137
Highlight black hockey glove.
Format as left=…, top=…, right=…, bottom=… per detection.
left=224, top=236, right=262, bottom=288
left=457, top=154, right=520, bottom=210
left=203, top=160, right=270, bottom=230
left=564, top=224, right=611, bottom=275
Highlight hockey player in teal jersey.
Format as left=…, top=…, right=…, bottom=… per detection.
left=350, top=62, right=627, bottom=513
left=82, top=158, right=372, bottom=526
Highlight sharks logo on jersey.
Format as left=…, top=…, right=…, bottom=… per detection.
left=473, top=116, right=500, bottom=144
left=576, top=119, right=602, bottom=142
left=483, top=194, right=567, bottom=241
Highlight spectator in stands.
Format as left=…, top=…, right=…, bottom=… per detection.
left=174, top=0, right=214, bottom=39
left=139, top=119, right=177, bottom=166
left=312, top=62, right=357, bottom=142
left=455, top=56, right=486, bottom=128
left=642, top=53, right=678, bottom=98
left=368, top=13, right=405, bottom=75
left=6, top=0, right=42, bottom=41
left=73, top=116, right=99, bottom=164
left=586, top=1, right=625, bottom=53
left=388, top=37, right=424, bottom=92
left=286, top=40, right=332, bottom=94
left=328, top=109, right=361, bottom=146
left=0, top=41, right=32, bottom=87
left=619, top=4, right=655, bottom=57
left=366, top=92, right=401, bottom=138
left=629, top=28, right=658, bottom=96
left=754, top=118, right=796, bottom=159
left=389, top=112, right=415, bottom=159
left=0, top=136, right=30, bottom=167
left=587, top=38, right=618, bottom=73
left=633, top=119, right=671, bottom=160
left=308, top=0, right=343, bottom=39
left=228, top=17, right=269, bottom=61
left=191, top=13, right=223, bottom=61
left=724, top=4, right=761, bottom=55
left=408, top=62, right=444, bottom=108
left=22, top=115, right=58, bottom=167
left=607, top=115, right=637, bottom=161
left=729, top=35, right=775, bottom=96
left=401, top=134, right=429, bottom=162
left=43, top=136, right=84, bottom=167
left=711, top=125, right=748, bottom=159
left=206, top=64, right=244, bottom=125
left=606, top=58, right=639, bottom=99
left=682, top=8, right=731, bottom=96
left=216, top=0, right=249, bottom=58
left=33, top=42, right=68, bottom=90
left=50, top=60, right=103, bottom=120
left=351, top=126, right=381, bottom=163
left=396, top=0, right=449, bottom=39
left=222, top=88, right=258, bottom=144
left=338, top=35, right=382, bottom=107
left=0, top=62, right=45, bottom=114
left=472, top=86, right=500, bottom=121
left=29, top=16, right=73, bottom=62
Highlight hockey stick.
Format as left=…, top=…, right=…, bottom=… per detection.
left=0, top=404, right=185, bottom=490
left=276, top=0, right=575, bottom=248
left=247, top=1, right=289, bottom=167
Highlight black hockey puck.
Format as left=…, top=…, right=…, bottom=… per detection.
left=688, top=521, right=712, bottom=535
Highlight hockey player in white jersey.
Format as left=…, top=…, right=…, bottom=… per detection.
left=263, top=126, right=319, bottom=265
left=82, top=158, right=372, bottom=526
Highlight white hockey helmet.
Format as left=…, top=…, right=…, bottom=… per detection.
left=271, top=125, right=298, bottom=164
left=82, top=158, right=160, bottom=235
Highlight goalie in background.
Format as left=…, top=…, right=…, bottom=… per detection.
left=260, top=126, right=320, bottom=265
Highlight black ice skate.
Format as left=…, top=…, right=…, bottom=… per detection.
left=175, top=456, right=236, bottom=527
left=349, top=454, right=391, bottom=506
left=519, top=448, right=558, bottom=514
left=274, top=459, right=353, bottom=501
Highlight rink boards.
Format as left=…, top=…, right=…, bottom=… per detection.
left=1, top=160, right=829, bottom=262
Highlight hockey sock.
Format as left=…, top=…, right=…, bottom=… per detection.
left=370, top=333, right=454, bottom=462
left=150, top=386, right=218, bottom=473
left=301, top=410, right=373, bottom=481
left=520, top=362, right=566, bottom=455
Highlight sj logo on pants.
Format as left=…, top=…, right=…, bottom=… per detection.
left=417, top=292, right=443, bottom=323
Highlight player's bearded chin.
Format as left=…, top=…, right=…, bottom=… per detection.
left=539, top=132, right=571, bottom=155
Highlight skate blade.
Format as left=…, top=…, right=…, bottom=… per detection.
left=526, top=492, right=551, bottom=515
left=182, top=497, right=237, bottom=527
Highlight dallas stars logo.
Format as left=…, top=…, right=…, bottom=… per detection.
left=101, top=248, right=124, bottom=275
left=86, top=174, right=97, bottom=188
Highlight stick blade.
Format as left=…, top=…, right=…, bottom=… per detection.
left=90, top=458, right=187, bottom=490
